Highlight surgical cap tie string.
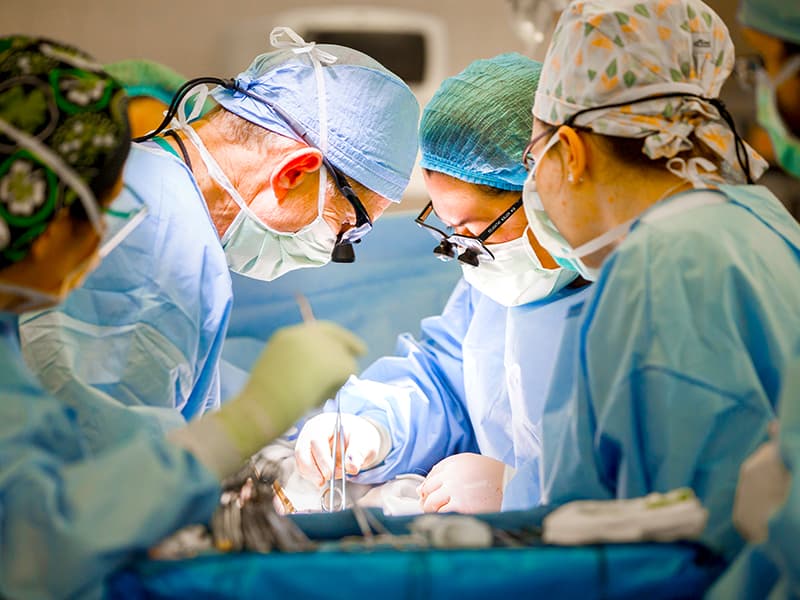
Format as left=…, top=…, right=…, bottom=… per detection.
left=665, top=156, right=719, bottom=189
left=561, top=92, right=755, bottom=185
left=269, top=27, right=338, bottom=66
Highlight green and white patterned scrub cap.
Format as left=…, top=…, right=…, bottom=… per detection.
left=535, top=0, right=767, bottom=183
left=0, top=36, right=130, bottom=267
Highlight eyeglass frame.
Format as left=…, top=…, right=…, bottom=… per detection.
left=414, top=197, right=523, bottom=267
left=232, top=85, right=373, bottom=247
left=521, top=126, right=559, bottom=172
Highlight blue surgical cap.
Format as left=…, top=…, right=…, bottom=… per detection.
left=212, top=42, right=419, bottom=202
left=420, top=53, right=542, bottom=191
left=739, top=0, right=800, bottom=46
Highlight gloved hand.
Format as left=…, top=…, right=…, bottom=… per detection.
left=295, top=412, right=390, bottom=487
left=732, top=439, right=791, bottom=543
left=169, top=321, right=366, bottom=479
left=418, top=453, right=506, bottom=514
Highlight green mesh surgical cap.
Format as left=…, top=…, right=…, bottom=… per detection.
left=420, top=53, right=542, bottom=191
left=739, top=0, right=800, bottom=46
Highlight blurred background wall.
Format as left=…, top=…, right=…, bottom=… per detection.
left=3, top=0, right=797, bottom=215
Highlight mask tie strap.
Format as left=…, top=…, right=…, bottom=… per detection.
left=170, top=86, right=266, bottom=230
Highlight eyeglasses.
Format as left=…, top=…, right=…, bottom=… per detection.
left=415, top=198, right=523, bottom=267
left=521, top=128, right=558, bottom=172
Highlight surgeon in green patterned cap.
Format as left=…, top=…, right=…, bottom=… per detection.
left=0, top=36, right=367, bottom=599
left=0, top=35, right=131, bottom=309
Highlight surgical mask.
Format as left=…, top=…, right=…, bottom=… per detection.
left=170, top=39, right=339, bottom=281
left=522, top=132, right=716, bottom=281
left=0, top=118, right=145, bottom=312
left=521, top=133, right=603, bottom=280
left=756, top=56, right=800, bottom=178
left=460, top=229, right=577, bottom=307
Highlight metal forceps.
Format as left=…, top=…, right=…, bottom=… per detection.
left=321, top=397, right=347, bottom=512
left=294, top=293, right=347, bottom=512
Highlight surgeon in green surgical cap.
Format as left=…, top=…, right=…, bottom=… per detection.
left=738, top=0, right=800, bottom=177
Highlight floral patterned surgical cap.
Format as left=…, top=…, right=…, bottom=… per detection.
left=535, top=0, right=767, bottom=183
left=0, top=36, right=130, bottom=266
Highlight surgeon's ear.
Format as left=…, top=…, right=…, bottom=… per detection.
left=557, top=126, right=587, bottom=185
left=270, top=148, right=324, bottom=202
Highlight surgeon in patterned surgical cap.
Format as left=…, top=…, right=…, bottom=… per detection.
left=0, top=35, right=364, bottom=599
left=518, top=0, right=800, bottom=566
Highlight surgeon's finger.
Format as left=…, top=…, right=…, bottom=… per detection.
left=418, top=474, right=443, bottom=501
left=343, top=434, right=375, bottom=475
left=310, top=436, right=334, bottom=484
left=295, top=439, right=325, bottom=486
left=421, top=486, right=451, bottom=513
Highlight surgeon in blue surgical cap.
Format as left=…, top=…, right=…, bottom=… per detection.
left=0, top=35, right=362, bottom=599
left=708, top=1, right=800, bottom=596
left=18, top=27, right=420, bottom=453
left=293, top=53, right=591, bottom=513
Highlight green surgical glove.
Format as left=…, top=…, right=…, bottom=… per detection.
left=169, top=321, right=366, bottom=479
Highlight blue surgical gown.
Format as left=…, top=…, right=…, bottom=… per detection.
left=707, top=358, right=800, bottom=599
left=0, top=312, right=220, bottom=599
left=19, top=143, right=233, bottom=453
left=331, top=276, right=590, bottom=498
left=540, top=185, right=800, bottom=560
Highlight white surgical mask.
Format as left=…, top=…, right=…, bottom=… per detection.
left=522, top=132, right=717, bottom=281
left=521, top=132, right=602, bottom=280
left=460, top=229, right=577, bottom=307
left=170, top=32, right=339, bottom=282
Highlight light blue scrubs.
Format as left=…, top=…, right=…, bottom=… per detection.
left=708, top=358, right=800, bottom=599
left=19, top=143, right=232, bottom=453
left=331, top=276, right=590, bottom=498
left=0, top=312, right=220, bottom=599
left=540, top=185, right=800, bottom=560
